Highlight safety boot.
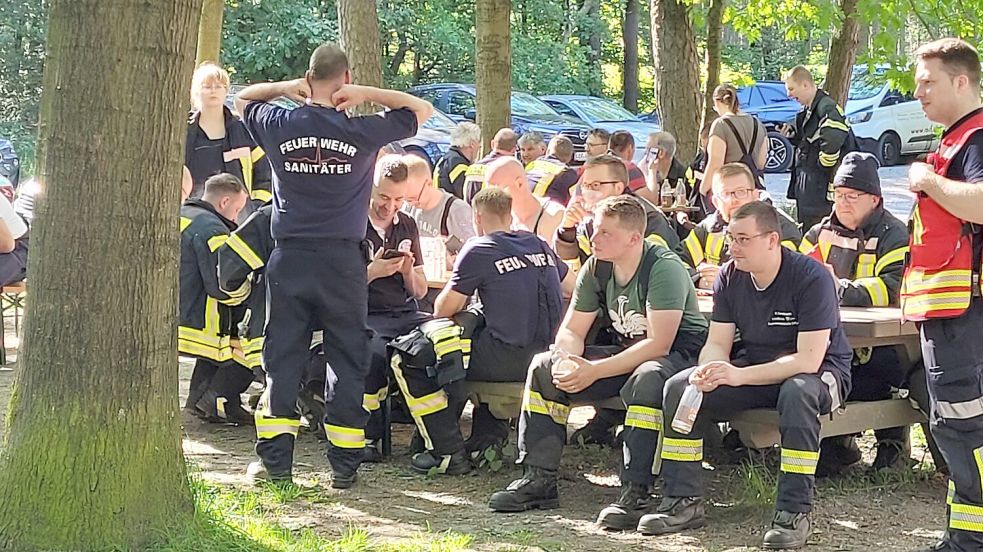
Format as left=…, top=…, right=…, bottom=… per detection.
left=596, top=482, right=655, bottom=530
left=762, top=510, right=812, bottom=549
left=488, top=465, right=560, bottom=512
left=636, top=497, right=705, bottom=535
left=410, top=449, right=472, bottom=475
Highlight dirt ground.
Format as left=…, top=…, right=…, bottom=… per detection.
left=0, top=346, right=950, bottom=551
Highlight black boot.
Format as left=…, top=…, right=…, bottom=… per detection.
left=185, top=359, right=219, bottom=410
left=596, top=482, right=654, bottom=531
left=569, top=409, right=621, bottom=447
left=815, top=435, right=862, bottom=477
left=871, top=426, right=912, bottom=471
left=410, top=449, right=472, bottom=475
left=762, top=510, right=812, bottom=549
left=363, top=439, right=384, bottom=464
left=488, top=465, right=560, bottom=512
left=465, top=404, right=510, bottom=458
left=636, top=497, right=705, bottom=535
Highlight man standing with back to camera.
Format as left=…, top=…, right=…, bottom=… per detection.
left=235, top=43, right=432, bottom=489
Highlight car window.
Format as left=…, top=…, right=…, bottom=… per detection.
left=421, top=109, right=456, bottom=130
left=547, top=101, right=578, bottom=118
left=760, top=87, right=791, bottom=104
left=511, top=93, right=558, bottom=117
left=849, top=73, right=887, bottom=101
left=571, top=98, right=637, bottom=122
left=416, top=89, right=440, bottom=106
left=737, top=88, right=753, bottom=106
left=447, top=91, right=475, bottom=115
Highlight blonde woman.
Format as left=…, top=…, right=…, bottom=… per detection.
left=184, top=62, right=271, bottom=213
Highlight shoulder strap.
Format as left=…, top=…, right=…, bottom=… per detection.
left=750, top=117, right=760, bottom=153
left=637, top=246, right=662, bottom=305
left=593, top=259, right=613, bottom=311
left=439, top=195, right=456, bottom=236
left=721, top=118, right=749, bottom=155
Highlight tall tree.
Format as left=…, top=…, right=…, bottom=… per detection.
left=0, top=0, right=200, bottom=549
left=475, top=0, right=512, bottom=153
left=702, top=0, right=725, bottom=133
left=195, top=0, right=224, bottom=65
left=651, top=0, right=702, bottom=159
left=337, top=0, right=384, bottom=89
left=825, top=0, right=862, bottom=106
left=623, top=0, right=640, bottom=112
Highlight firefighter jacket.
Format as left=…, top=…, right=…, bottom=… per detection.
left=179, top=199, right=249, bottom=362
left=800, top=207, right=909, bottom=307
left=678, top=209, right=802, bottom=271
left=217, top=203, right=273, bottom=369
left=434, top=146, right=471, bottom=200
left=185, top=106, right=273, bottom=203
left=901, top=109, right=983, bottom=320
left=786, top=89, right=851, bottom=216
left=527, top=155, right=579, bottom=205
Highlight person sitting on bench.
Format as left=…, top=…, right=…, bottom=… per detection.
left=488, top=195, right=707, bottom=533
left=643, top=200, right=853, bottom=549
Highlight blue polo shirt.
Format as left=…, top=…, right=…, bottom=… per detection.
left=243, top=102, right=418, bottom=241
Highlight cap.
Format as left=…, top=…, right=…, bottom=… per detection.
left=833, top=151, right=881, bottom=196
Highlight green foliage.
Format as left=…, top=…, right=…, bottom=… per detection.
left=0, top=0, right=47, bottom=175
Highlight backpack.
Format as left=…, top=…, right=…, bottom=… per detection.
left=721, top=117, right=765, bottom=189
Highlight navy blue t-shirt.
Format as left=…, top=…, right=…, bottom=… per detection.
left=243, top=103, right=418, bottom=241
left=711, top=247, right=853, bottom=392
left=450, top=231, right=568, bottom=348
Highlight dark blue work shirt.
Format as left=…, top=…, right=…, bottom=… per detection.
left=711, top=247, right=854, bottom=395
left=450, top=231, right=568, bottom=348
left=243, top=103, right=418, bottom=241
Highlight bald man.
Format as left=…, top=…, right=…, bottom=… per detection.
left=485, top=156, right=565, bottom=243
left=402, top=154, right=475, bottom=257
left=463, top=128, right=520, bottom=203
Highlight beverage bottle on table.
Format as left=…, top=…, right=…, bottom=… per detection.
left=660, top=179, right=673, bottom=209
left=671, top=383, right=704, bottom=434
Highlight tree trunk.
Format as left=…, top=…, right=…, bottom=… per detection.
left=195, top=0, right=224, bottom=65
left=825, top=0, right=861, bottom=107
left=586, top=0, right=603, bottom=96
left=651, top=0, right=702, bottom=160
left=475, top=0, right=512, bottom=154
left=623, top=0, right=640, bottom=112
left=702, top=0, right=725, bottom=134
left=337, top=0, right=384, bottom=113
left=0, top=0, right=200, bottom=550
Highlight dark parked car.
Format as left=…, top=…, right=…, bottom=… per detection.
left=737, top=81, right=800, bottom=173
left=0, top=139, right=20, bottom=189
left=224, top=88, right=453, bottom=168
left=408, top=83, right=592, bottom=163
left=540, top=95, right=660, bottom=163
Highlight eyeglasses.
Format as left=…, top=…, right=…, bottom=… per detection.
left=718, top=188, right=755, bottom=201
left=581, top=180, right=621, bottom=191
left=724, top=232, right=771, bottom=247
left=833, top=190, right=868, bottom=203
left=586, top=141, right=608, bottom=148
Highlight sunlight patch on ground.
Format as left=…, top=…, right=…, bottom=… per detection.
left=403, top=489, right=474, bottom=506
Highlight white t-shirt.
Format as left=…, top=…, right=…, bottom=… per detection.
left=0, top=195, right=28, bottom=239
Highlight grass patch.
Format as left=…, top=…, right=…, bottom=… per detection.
left=731, top=457, right=779, bottom=509
left=149, top=477, right=475, bottom=551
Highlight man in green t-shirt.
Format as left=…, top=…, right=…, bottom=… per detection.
left=488, top=195, right=708, bottom=531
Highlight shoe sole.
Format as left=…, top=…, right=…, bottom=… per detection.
left=761, top=540, right=806, bottom=550
left=489, top=497, right=560, bottom=512
left=638, top=516, right=706, bottom=535
left=409, top=463, right=472, bottom=476
left=599, top=515, right=643, bottom=531
left=331, top=475, right=358, bottom=489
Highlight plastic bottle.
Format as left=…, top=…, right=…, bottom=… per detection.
left=671, top=384, right=704, bottom=434
left=674, top=179, right=688, bottom=207
left=660, top=179, right=673, bottom=209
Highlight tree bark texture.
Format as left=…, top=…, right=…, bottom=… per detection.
left=825, top=0, right=861, bottom=107
left=338, top=0, right=384, bottom=114
left=475, top=0, right=512, bottom=154
left=651, top=0, right=703, bottom=160
left=0, top=0, right=201, bottom=549
left=623, top=0, right=640, bottom=113
left=702, top=0, right=725, bottom=134
left=195, top=0, right=224, bottom=66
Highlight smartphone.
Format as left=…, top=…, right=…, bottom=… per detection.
left=381, top=249, right=406, bottom=260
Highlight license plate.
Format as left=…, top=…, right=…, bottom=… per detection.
left=574, top=152, right=587, bottom=161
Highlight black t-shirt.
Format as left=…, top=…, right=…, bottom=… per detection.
left=942, top=108, right=983, bottom=184
left=711, top=247, right=853, bottom=390
left=450, top=231, right=568, bottom=348
left=366, top=212, right=424, bottom=315
left=243, top=103, right=418, bottom=241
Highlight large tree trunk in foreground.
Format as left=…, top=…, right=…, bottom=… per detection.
left=475, top=0, right=512, bottom=154
left=651, top=0, right=702, bottom=160
left=825, top=0, right=861, bottom=107
left=0, top=0, right=200, bottom=549
left=195, top=0, right=224, bottom=65
left=702, top=0, right=725, bottom=134
left=338, top=0, right=384, bottom=114
left=623, top=0, right=640, bottom=113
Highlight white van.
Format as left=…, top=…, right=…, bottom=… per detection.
left=845, top=66, right=940, bottom=166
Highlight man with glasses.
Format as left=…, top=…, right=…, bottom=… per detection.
left=679, top=163, right=801, bottom=290
left=402, top=154, right=474, bottom=260
left=636, top=132, right=693, bottom=211
left=798, top=152, right=912, bottom=475
left=489, top=195, right=707, bottom=529
left=642, top=201, right=852, bottom=549
left=583, top=128, right=611, bottom=163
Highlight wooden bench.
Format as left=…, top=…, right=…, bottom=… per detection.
left=0, top=281, right=26, bottom=365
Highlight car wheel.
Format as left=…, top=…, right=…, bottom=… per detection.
left=877, top=132, right=902, bottom=166
left=764, top=132, right=793, bottom=173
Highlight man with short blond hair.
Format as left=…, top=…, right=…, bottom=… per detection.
left=402, top=154, right=474, bottom=256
